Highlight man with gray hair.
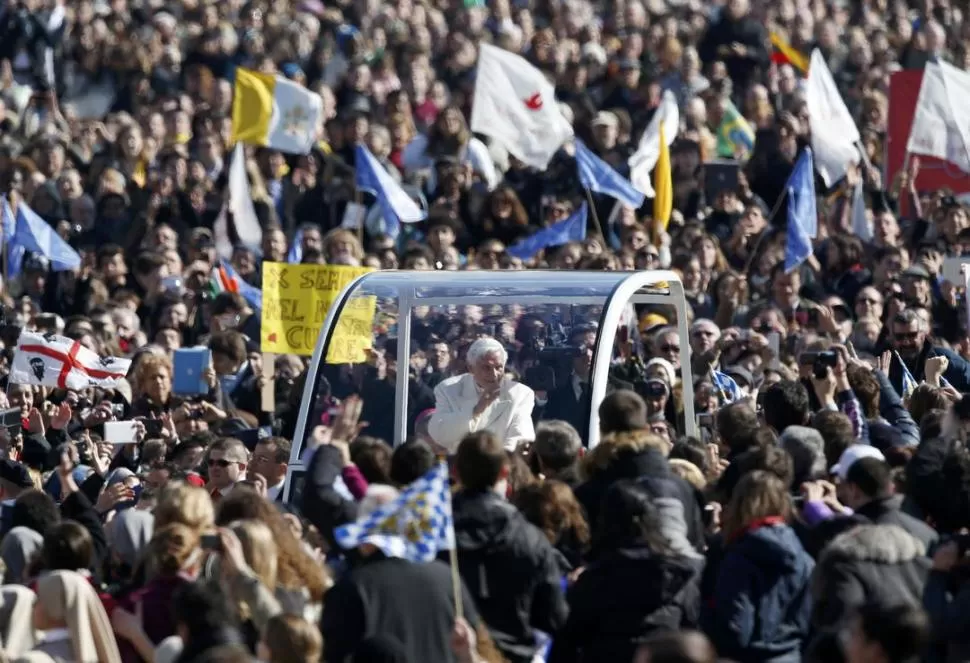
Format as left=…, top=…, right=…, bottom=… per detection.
left=428, top=337, right=535, bottom=453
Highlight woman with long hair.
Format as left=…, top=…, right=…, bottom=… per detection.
left=472, top=186, right=532, bottom=247
left=547, top=481, right=701, bottom=663
left=514, top=480, right=590, bottom=569
left=215, top=490, right=329, bottom=620
left=704, top=471, right=814, bottom=662
left=401, top=105, right=498, bottom=193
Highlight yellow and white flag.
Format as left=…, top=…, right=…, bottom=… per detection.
left=231, top=68, right=322, bottom=155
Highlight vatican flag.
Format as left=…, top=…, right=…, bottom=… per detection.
left=231, top=68, right=322, bottom=155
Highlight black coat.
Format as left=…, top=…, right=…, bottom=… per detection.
left=321, top=555, right=479, bottom=663
left=449, top=490, right=569, bottom=663
left=547, top=546, right=701, bottom=663
left=300, top=445, right=357, bottom=549
left=811, top=523, right=931, bottom=632
left=574, top=444, right=706, bottom=553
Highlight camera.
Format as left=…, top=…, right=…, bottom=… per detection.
left=812, top=350, right=839, bottom=379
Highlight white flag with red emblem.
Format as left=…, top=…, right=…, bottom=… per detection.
left=471, top=44, right=573, bottom=170
left=11, top=331, right=132, bottom=390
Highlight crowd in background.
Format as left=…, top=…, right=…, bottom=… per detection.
left=0, top=0, right=966, bottom=661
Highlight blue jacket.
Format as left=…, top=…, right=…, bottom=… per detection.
left=889, top=343, right=970, bottom=396
left=704, top=522, right=814, bottom=663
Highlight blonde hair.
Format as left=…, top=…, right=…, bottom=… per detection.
left=149, top=523, right=201, bottom=575
left=668, top=459, right=707, bottom=490
left=263, top=614, right=322, bottom=663
left=155, top=483, right=215, bottom=535
left=130, top=353, right=173, bottom=399
left=322, top=228, right=364, bottom=262
left=231, top=520, right=278, bottom=590
left=231, top=520, right=278, bottom=620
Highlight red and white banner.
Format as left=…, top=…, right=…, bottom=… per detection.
left=11, top=331, right=131, bottom=390
left=887, top=69, right=970, bottom=216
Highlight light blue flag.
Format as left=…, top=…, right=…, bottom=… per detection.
left=287, top=227, right=304, bottom=264
left=220, top=259, right=262, bottom=311
left=355, top=144, right=426, bottom=238
left=12, top=200, right=80, bottom=272
left=334, top=462, right=454, bottom=562
left=1, top=197, right=23, bottom=279
left=712, top=370, right=743, bottom=403
left=784, top=148, right=817, bottom=273
left=507, top=203, right=588, bottom=260
left=574, top=139, right=645, bottom=209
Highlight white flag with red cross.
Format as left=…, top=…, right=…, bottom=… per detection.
left=11, top=331, right=132, bottom=390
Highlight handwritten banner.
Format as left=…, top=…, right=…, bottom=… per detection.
left=261, top=263, right=374, bottom=360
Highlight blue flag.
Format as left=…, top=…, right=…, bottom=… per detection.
left=507, top=203, right=588, bottom=260
left=712, top=370, right=743, bottom=403
left=11, top=200, right=80, bottom=272
left=355, top=144, right=426, bottom=238
left=334, top=462, right=454, bottom=562
left=287, top=227, right=304, bottom=264
left=784, top=148, right=817, bottom=274
left=574, top=139, right=645, bottom=209
left=220, top=259, right=262, bottom=311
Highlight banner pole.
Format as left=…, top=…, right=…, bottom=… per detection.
left=583, top=187, right=605, bottom=239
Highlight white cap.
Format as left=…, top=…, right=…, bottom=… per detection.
left=830, top=444, right=885, bottom=481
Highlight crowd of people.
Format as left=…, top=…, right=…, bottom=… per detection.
left=0, top=0, right=966, bottom=661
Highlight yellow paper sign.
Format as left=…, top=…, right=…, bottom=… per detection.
left=261, top=263, right=375, bottom=360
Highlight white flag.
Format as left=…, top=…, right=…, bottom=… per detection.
left=806, top=49, right=860, bottom=187
left=214, top=144, right=263, bottom=259
left=12, top=331, right=131, bottom=391
left=628, top=90, right=679, bottom=198
left=906, top=60, right=970, bottom=174
left=471, top=44, right=573, bottom=170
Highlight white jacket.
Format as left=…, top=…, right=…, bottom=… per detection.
left=428, top=373, right=535, bottom=453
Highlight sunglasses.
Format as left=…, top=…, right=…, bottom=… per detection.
left=209, top=458, right=237, bottom=468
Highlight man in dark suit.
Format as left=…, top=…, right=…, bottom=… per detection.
left=545, top=344, right=595, bottom=443
left=250, top=437, right=290, bottom=502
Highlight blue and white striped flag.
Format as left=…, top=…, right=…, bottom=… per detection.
left=895, top=351, right=919, bottom=399
left=334, top=462, right=454, bottom=562
left=574, top=139, right=645, bottom=209
left=355, top=144, right=426, bottom=238
left=712, top=370, right=743, bottom=403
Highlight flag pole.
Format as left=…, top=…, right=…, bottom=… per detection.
left=583, top=188, right=606, bottom=239
left=354, top=188, right=364, bottom=246
left=449, top=543, right=464, bottom=621
left=741, top=187, right=789, bottom=276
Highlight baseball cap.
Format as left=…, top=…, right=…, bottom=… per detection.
left=830, top=444, right=885, bottom=481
